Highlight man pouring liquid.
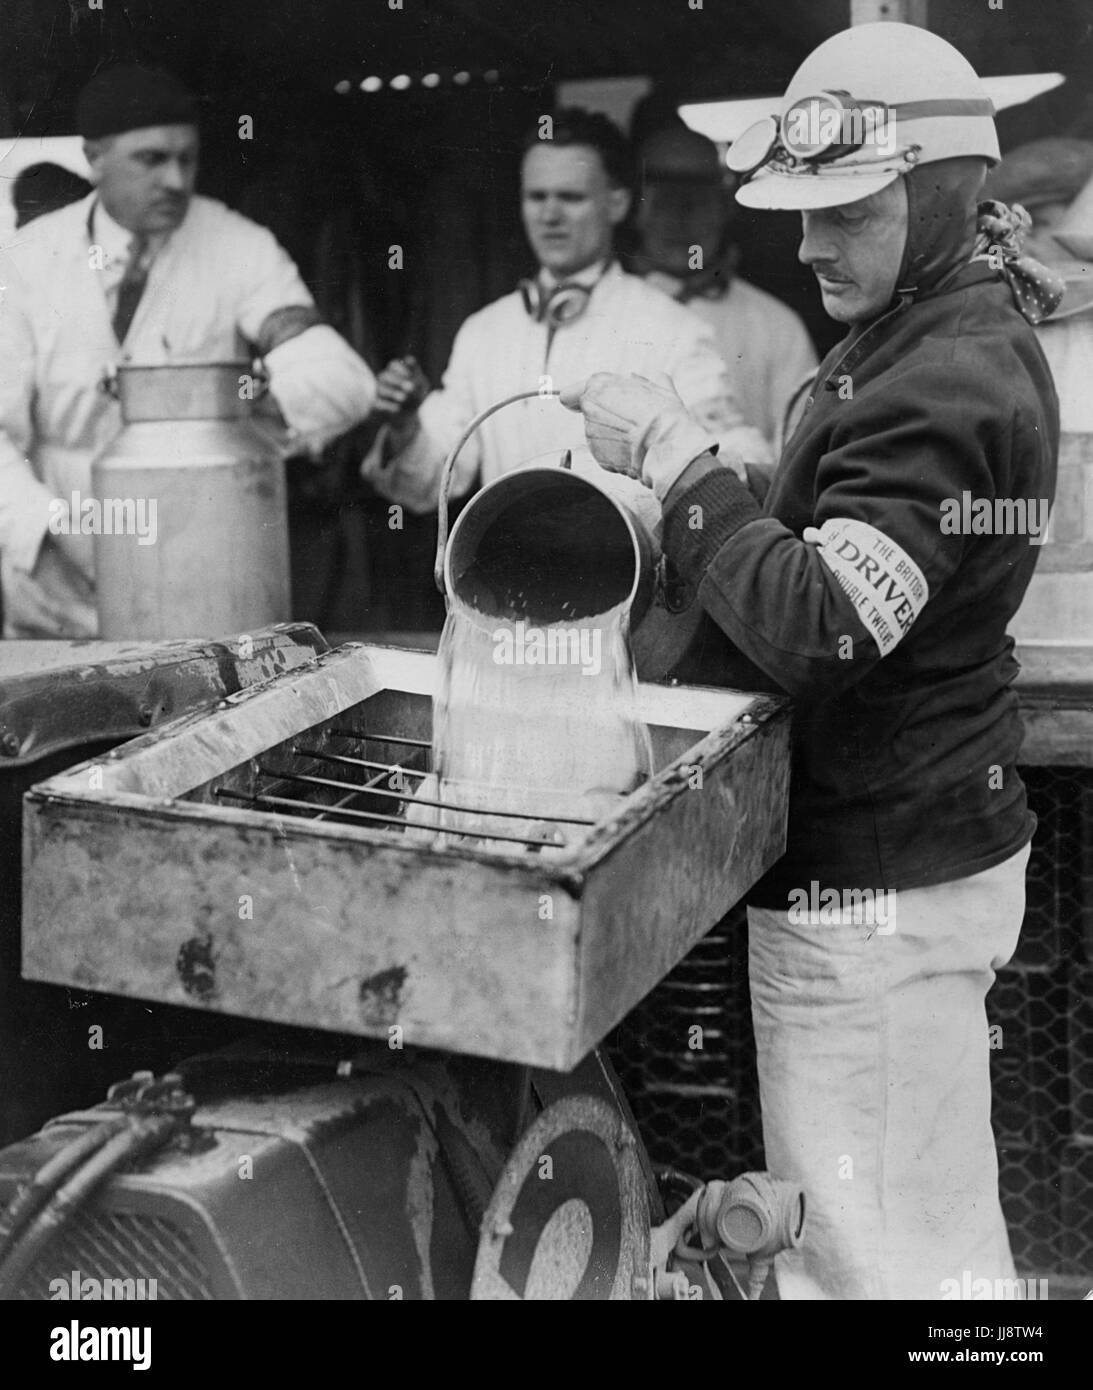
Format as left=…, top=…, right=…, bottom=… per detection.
left=563, top=23, right=1060, bottom=1300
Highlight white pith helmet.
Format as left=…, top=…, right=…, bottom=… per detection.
left=732, top=22, right=1000, bottom=211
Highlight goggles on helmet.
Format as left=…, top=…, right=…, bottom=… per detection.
left=727, top=90, right=994, bottom=183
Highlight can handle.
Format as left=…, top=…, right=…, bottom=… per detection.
left=434, top=389, right=562, bottom=594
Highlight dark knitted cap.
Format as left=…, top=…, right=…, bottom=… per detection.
left=76, top=64, right=200, bottom=139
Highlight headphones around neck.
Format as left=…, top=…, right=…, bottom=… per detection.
left=518, top=262, right=613, bottom=330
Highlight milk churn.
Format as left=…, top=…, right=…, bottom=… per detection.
left=91, top=363, right=291, bottom=639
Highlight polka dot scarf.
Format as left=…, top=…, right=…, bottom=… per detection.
left=972, top=199, right=1066, bottom=324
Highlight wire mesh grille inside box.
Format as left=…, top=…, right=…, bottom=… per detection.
left=606, top=764, right=1093, bottom=1294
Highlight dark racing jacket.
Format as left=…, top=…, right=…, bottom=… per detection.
left=659, top=263, right=1059, bottom=903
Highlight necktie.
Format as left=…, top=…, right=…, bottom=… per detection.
left=112, top=234, right=150, bottom=343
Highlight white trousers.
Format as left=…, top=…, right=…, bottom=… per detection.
left=747, top=842, right=1030, bottom=1300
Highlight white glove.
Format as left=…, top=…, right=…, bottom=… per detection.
left=560, top=372, right=718, bottom=501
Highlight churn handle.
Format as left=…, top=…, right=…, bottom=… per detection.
left=434, top=389, right=561, bottom=594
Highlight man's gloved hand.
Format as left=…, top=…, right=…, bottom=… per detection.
left=559, top=372, right=718, bottom=501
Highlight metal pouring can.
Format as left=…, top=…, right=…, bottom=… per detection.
left=91, top=362, right=290, bottom=639
left=436, top=450, right=659, bottom=832
left=431, top=389, right=657, bottom=630
left=432, top=391, right=712, bottom=683
left=442, top=461, right=657, bottom=631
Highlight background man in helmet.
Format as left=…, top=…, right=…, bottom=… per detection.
left=630, top=122, right=817, bottom=450
left=562, top=22, right=1061, bottom=1300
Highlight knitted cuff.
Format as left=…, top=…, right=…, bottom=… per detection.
left=661, top=469, right=763, bottom=588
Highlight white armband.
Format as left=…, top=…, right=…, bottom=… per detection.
left=805, top=517, right=929, bottom=656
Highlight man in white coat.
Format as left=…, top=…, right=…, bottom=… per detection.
left=361, top=108, right=769, bottom=515
left=0, top=65, right=376, bottom=638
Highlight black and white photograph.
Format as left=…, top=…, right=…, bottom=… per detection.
left=0, top=0, right=1089, bottom=1350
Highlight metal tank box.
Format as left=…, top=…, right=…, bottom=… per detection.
left=0, top=625, right=330, bottom=1147
left=21, top=644, right=790, bottom=1071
